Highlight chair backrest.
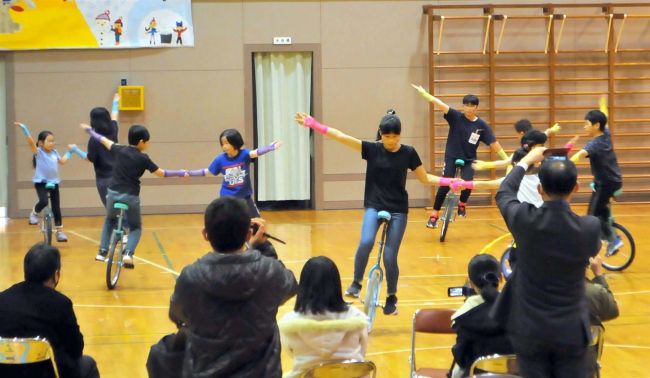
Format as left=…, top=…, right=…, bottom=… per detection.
left=301, top=359, right=376, bottom=378
left=0, top=337, right=60, bottom=378
left=469, top=354, right=519, bottom=376
left=410, top=308, right=456, bottom=377
left=590, top=324, right=605, bottom=377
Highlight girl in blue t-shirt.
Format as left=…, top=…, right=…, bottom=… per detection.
left=205, top=129, right=281, bottom=217
left=15, top=122, right=79, bottom=242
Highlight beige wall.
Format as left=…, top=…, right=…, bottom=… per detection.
left=7, top=1, right=650, bottom=217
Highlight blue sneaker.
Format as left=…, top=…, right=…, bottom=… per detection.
left=606, top=236, right=624, bottom=257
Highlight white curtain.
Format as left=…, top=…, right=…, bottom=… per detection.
left=254, top=52, right=312, bottom=201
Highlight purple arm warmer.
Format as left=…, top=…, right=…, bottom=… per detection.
left=188, top=169, right=206, bottom=177
left=256, top=143, right=276, bottom=156
left=85, top=128, right=104, bottom=142
left=163, top=169, right=187, bottom=177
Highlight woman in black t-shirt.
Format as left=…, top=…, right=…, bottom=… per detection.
left=295, top=110, right=452, bottom=316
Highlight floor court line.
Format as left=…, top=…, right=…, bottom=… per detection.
left=68, top=230, right=180, bottom=277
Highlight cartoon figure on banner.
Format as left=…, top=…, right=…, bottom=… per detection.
left=173, top=21, right=187, bottom=45
left=0, top=0, right=30, bottom=34
left=111, top=17, right=123, bottom=46
left=144, top=17, right=157, bottom=45
left=95, top=10, right=110, bottom=46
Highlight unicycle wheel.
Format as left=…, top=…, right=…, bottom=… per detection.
left=106, top=230, right=125, bottom=289
left=602, top=223, right=635, bottom=272
left=364, top=270, right=382, bottom=331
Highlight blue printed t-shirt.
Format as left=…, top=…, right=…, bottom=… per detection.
left=208, top=148, right=253, bottom=198
left=584, top=128, right=622, bottom=184
left=33, top=147, right=61, bottom=184
left=362, top=141, right=422, bottom=214
left=443, top=108, right=496, bottom=160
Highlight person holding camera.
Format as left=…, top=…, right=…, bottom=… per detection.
left=161, top=197, right=298, bottom=378
left=492, top=147, right=601, bottom=378
left=449, top=254, right=513, bottom=378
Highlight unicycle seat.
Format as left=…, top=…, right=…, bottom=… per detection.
left=454, top=159, right=465, bottom=167
left=377, top=210, right=391, bottom=222
left=113, top=202, right=129, bottom=211
left=45, top=182, right=56, bottom=190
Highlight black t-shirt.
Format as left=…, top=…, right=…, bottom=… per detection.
left=87, top=120, right=119, bottom=179
left=584, top=129, right=622, bottom=184
left=109, top=144, right=159, bottom=196
left=362, top=141, right=422, bottom=214
left=443, top=108, right=496, bottom=160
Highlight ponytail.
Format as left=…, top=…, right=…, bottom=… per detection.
left=477, top=272, right=499, bottom=303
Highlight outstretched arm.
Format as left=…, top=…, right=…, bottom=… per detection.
left=15, top=122, right=38, bottom=153
left=80, top=123, right=114, bottom=150
left=111, top=93, right=120, bottom=121
left=411, top=84, right=450, bottom=114
left=489, top=141, right=509, bottom=160
left=250, top=140, right=282, bottom=159
left=67, top=144, right=88, bottom=161
left=412, top=165, right=454, bottom=186
left=473, top=157, right=511, bottom=171
left=570, top=149, right=588, bottom=163
left=543, top=123, right=561, bottom=137
left=295, top=112, right=362, bottom=152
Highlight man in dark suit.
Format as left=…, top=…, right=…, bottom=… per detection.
left=0, top=243, right=99, bottom=378
left=492, top=147, right=601, bottom=378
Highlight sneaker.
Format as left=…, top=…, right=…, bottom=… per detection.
left=606, top=235, right=624, bottom=257
left=55, top=230, right=68, bottom=242
left=122, top=233, right=128, bottom=245
left=457, top=203, right=467, bottom=217
left=122, top=252, right=134, bottom=269
left=28, top=211, right=39, bottom=225
left=345, top=281, right=362, bottom=298
left=426, top=214, right=439, bottom=229
left=95, top=250, right=108, bottom=261
left=383, top=295, right=398, bottom=315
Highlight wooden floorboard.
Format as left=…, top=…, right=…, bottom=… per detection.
left=1, top=204, right=648, bottom=377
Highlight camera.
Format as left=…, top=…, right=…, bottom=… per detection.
left=250, top=222, right=260, bottom=234
left=447, top=284, right=476, bottom=297
left=543, top=147, right=569, bottom=161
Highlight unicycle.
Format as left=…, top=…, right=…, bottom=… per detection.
left=40, top=182, right=57, bottom=245
left=106, top=202, right=128, bottom=289
left=602, top=189, right=635, bottom=271
left=439, top=159, right=465, bottom=242
left=362, top=210, right=391, bottom=332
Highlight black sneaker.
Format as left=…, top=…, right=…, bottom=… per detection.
left=345, top=281, right=362, bottom=298
left=457, top=203, right=467, bottom=217
left=383, top=295, right=398, bottom=315
left=426, top=214, right=439, bottom=229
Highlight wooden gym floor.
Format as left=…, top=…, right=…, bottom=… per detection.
left=1, top=204, right=648, bottom=377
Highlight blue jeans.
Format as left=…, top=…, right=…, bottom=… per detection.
left=100, top=189, right=142, bottom=254
left=353, top=208, right=408, bottom=295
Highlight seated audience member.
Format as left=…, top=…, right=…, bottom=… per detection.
left=449, top=254, right=513, bottom=378
left=0, top=243, right=99, bottom=378
left=167, top=197, right=298, bottom=378
left=586, top=255, right=620, bottom=378
left=279, top=256, right=368, bottom=378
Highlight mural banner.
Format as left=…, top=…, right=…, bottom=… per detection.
left=0, top=0, right=194, bottom=50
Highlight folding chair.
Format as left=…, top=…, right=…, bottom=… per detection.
left=409, top=308, right=456, bottom=378
left=0, top=336, right=60, bottom=378
left=301, top=359, right=376, bottom=378
left=468, top=353, right=519, bottom=377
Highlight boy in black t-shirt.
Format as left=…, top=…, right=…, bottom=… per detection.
left=570, top=110, right=623, bottom=255
left=412, top=85, right=508, bottom=227
left=81, top=123, right=196, bottom=268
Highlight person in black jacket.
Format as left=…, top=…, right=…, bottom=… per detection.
left=449, top=254, right=513, bottom=378
left=86, top=93, right=120, bottom=207
left=491, top=147, right=601, bottom=378
left=162, top=196, right=298, bottom=378
left=0, top=243, right=99, bottom=378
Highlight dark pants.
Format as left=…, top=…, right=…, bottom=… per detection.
left=510, top=335, right=587, bottom=378
left=95, top=176, right=111, bottom=207
left=79, top=355, right=100, bottom=378
left=34, top=183, right=62, bottom=227
left=244, top=195, right=261, bottom=218
left=433, top=157, right=475, bottom=211
left=587, top=181, right=622, bottom=240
